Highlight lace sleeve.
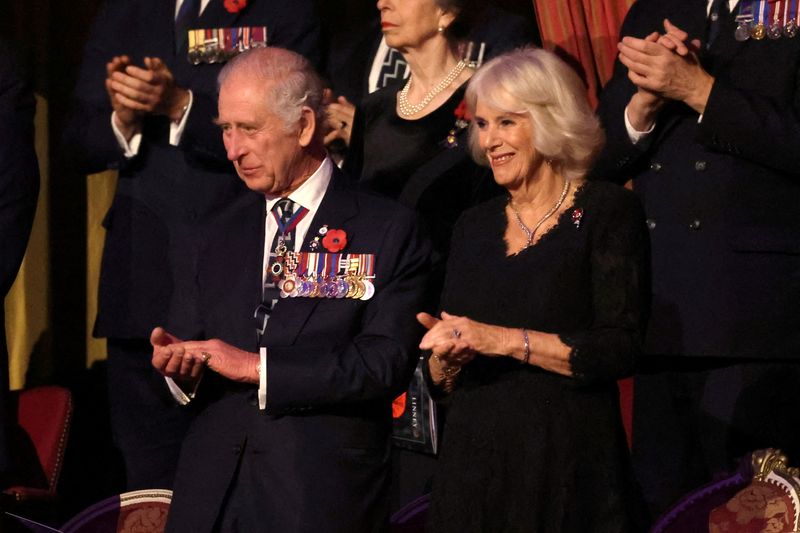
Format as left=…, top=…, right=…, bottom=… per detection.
left=560, top=188, right=650, bottom=384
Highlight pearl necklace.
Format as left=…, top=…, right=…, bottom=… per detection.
left=397, top=60, right=467, bottom=117
left=509, top=180, right=570, bottom=247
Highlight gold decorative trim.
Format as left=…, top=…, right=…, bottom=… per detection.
left=752, top=448, right=800, bottom=482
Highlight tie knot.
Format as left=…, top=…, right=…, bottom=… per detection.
left=710, top=0, right=729, bottom=18
left=274, top=198, right=295, bottom=221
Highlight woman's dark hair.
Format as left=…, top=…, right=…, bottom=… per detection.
left=437, top=0, right=486, bottom=42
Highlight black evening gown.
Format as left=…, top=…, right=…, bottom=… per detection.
left=428, top=181, right=649, bottom=533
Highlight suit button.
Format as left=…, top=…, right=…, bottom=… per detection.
left=650, top=162, right=662, bottom=172
left=688, top=219, right=702, bottom=230
left=694, top=161, right=707, bottom=171
left=646, top=219, right=656, bottom=230
left=232, top=445, right=242, bottom=455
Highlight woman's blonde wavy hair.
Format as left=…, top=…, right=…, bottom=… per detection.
left=466, top=47, right=604, bottom=181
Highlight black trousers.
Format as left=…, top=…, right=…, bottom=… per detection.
left=106, top=338, right=194, bottom=490
left=632, top=356, right=800, bottom=521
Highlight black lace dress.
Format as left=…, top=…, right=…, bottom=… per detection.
left=427, top=181, right=649, bottom=533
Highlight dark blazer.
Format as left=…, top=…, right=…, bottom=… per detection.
left=592, top=0, right=800, bottom=359
left=165, top=169, right=431, bottom=532
left=0, top=40, right=39, bottom=480
left=64, top=0, right=320, bottom=339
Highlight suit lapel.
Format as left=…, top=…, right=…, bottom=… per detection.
left=225, top=193, right=267, bottom=348
left=302, top=169, right=360, bottom=252
left=263, top=170, right=360, bottom=346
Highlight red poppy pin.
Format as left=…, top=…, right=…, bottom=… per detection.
left=322, top=228, right=347, bottom=252
left=571, top=208, right=584, bottom=229
left=453, top=99, right=472, bottom=122
left=443, top=99, right=472, bottom=148
left=224, top=0, right=248, bottom=13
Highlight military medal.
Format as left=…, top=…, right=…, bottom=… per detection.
left=279, top=275, right=297, bottom=298
left=283, top=250, right=376, bottom=300
left=187, top=26, right=268, bottom=64
left=734, top=0, right=755, bottom=40
left=335, top=278, right=349, bottom=298
left=361, top=279, right=375, bottom=301
left=735, top=21, right=753, bottom=40
left=769, top=2, right=784, bottom=39
left=358, top=253, right=375, bottom=301
left=785, top=0, right=799, bottom=36
left=750, top=0, right=767, bottom=39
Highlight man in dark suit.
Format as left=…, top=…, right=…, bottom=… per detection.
left=0, top=40, right=39, bottom=488
left=65, top=0, right=320, bottom=489
left=151, top=47, right=430, bottom=532
left=593, top=0, right=800, bottom=519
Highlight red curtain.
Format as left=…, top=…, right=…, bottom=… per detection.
left=533, top=0, right=634, bottom=106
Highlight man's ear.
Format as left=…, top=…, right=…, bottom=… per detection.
left=297, top=106, right=316, bottom=147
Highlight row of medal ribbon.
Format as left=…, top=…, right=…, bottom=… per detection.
left=187, top=26, right=267, bottom=64
left=736, top=0, right=800, bottom=40
left=270, top=252, right=376, bottom=301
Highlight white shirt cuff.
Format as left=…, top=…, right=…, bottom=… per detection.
left=111, top=112, right=142, bottom=158
left=169, top=90, right=193, bottom=146
left=258, top=347, right=267, bottom=410
left=165, top=376, right=200, bottom=405
left=624, top=104, right=656, bottom=145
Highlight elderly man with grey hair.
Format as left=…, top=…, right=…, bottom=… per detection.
left=151, top=47, right=430, bottom=532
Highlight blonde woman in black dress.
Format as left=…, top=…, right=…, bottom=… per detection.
left=419, top=48, right=649, bottom=532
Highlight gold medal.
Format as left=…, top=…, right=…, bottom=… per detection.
left=352, top=277, right=366, bottom=300
left=345, top=275, right=359, bottom=299
left=752, top=22, right=767, bottom=39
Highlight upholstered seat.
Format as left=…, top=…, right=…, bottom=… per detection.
left=708, top=449, right=800, bottom=533
left=3, top=386, right=73, bottom=503
left=60, top=489, right=172, bottom=533
left=652, top=448, right=800, bottom=533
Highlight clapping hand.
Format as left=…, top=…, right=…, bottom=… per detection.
left=106, top=56, right=191, bottom=139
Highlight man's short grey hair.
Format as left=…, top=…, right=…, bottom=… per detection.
left=218, top=47, right=325, bottom=132
left=466, top=47, right=604, bottom=181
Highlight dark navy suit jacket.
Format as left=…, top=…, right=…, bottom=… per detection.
left=0, top=40, right=39, bottom=481
left=65, top=0, right=321, bottom=339
left=593, top=0, right=800, bottom=359
left=165, top=169, right=431, bottom=532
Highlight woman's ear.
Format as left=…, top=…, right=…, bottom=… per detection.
left=438, top=9, right=457, bottom=33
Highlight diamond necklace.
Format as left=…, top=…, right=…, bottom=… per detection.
left=509, top=180, right=570, bottom=247
left=397, top=59, right=467, bottom=117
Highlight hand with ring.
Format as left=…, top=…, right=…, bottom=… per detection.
left=150, top=327, right=206, bottom=384
left=417, top=311, right=516, bottom=363
left=323, top=93, right=356, bottom=147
